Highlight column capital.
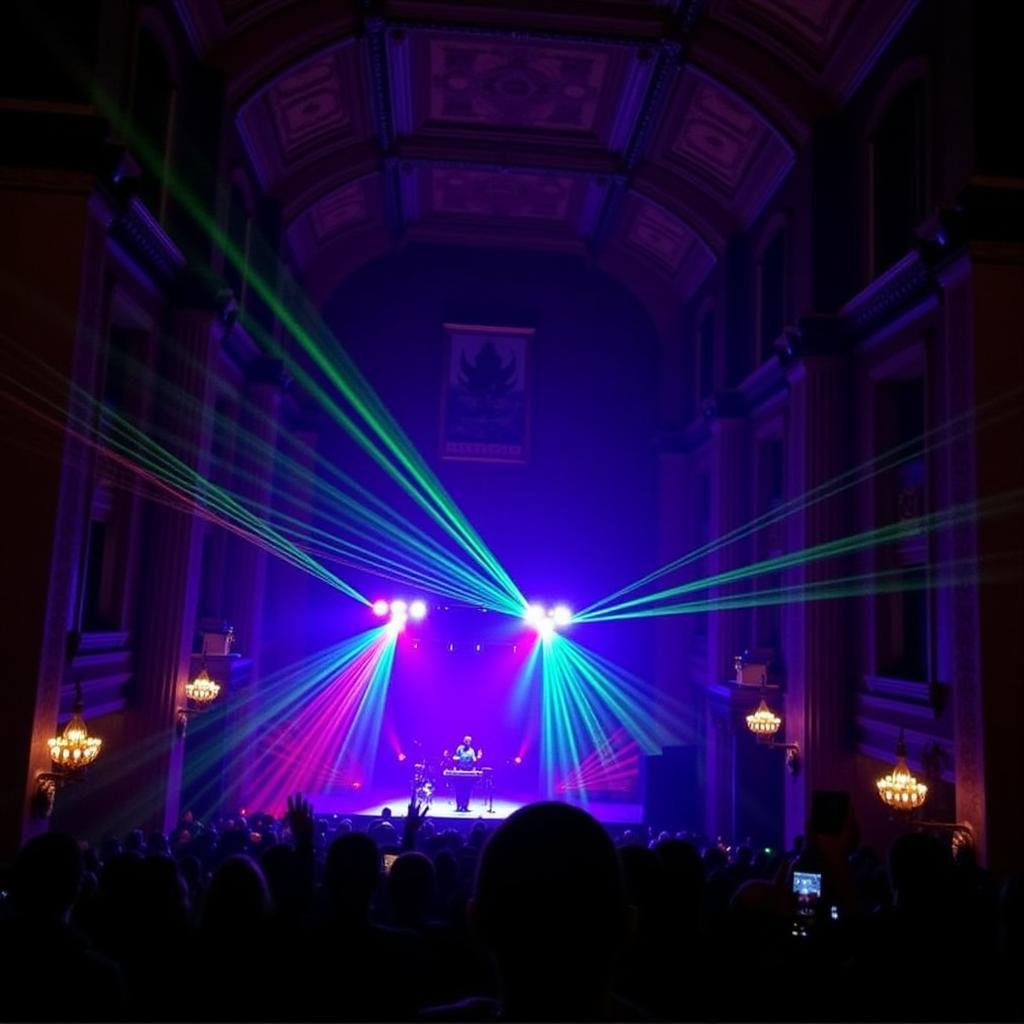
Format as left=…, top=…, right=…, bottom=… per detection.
left=776, top=314, right=845, bottom=368
left=701, top=389, right=747, bottom=422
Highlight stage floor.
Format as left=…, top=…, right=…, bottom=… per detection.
left=305, top=788, right=643, bottom=826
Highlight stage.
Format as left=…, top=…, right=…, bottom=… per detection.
left=304, top=788, right=644, bottom=826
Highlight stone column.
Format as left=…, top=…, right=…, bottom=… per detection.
left=0, top=175, right=110, bottom=857
left=131, top=294, right=221, bottom=834
left=706, top=396, right=749, bottom=684
left=704, top=698, right=735, bottom=842
left=936, top=225, right=1024, bottom=875
left=703, top=394, right=749, bottom=837
left=781, top=320, right=851, bottom=845
left=221, top=358, right=284, bottom=809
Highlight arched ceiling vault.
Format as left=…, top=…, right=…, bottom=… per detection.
left=173, top=0, right=917, bottom=316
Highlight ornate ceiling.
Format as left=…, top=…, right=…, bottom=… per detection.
left=173, top=0, right=917, bottom=316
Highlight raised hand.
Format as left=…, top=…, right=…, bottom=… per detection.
left=286, top=792, right=314, bottom=847
left=402, top=798, right=429, bottom=850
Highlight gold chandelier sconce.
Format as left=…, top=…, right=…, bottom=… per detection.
left=33, top=666, right=104, bottom=819
left=875, top=730, right=974, bottom=853
left=744, top=689, right=800, bottom=775
left=177, top=664, right=221, bottom=737
left=875, top=729, right=928, bottom=811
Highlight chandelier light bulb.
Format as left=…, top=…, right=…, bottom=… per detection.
left=745, top=697, right=782, bottom=737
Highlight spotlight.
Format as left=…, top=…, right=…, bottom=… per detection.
left=398, top=753, right=407, bottom=762
left=537, top=618, right=556, bottom=638
left=390, top=599, right=407, bottom=616
left=513, top=756, right=522, bottom=765
left=386, top=616, right=406, bottom=636
left=372, top=599, right=389, bottom=617
left=409, top=599, right=427, bottom=620
left=524, top=603, right=546, bottom=626
left=551, top=604, right=572, bottom=627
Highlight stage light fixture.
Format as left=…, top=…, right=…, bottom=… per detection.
left=409, top=599, right=427, bottom=620
left=372, top=599, right=389, bottom=617
left=525, top=601, right=572, bottom=633
left=390, top=599, right=408, bottom=616
left=524, top=603, right=546, bottom=626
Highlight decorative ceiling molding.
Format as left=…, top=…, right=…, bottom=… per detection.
left=235, top=39, right=374, bottom=192
left=168, top=0, right=915, bottom=305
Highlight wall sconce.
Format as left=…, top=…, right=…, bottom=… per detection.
left=177, top=665, right=221, bottom=737
left=915, top=819, right=976, bottom=856
left=875, top=729, right=928, bottom=811
left=33, top=675, right=104, bottom=818
left=875, top=732, right=973, bottom=852
left=745, top=690, right=800, bottom=774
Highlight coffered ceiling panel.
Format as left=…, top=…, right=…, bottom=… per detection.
left=649, top=68, right=793, bottom=227
left=235, top=40, right=374, bottom=191
left=386, top=29, right=657, bottom=155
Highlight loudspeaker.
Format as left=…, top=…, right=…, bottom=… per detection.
left=642, top=745, right=699, bottom=832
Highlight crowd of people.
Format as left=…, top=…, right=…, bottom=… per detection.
left=0, top=796, right=1018, bottom=1021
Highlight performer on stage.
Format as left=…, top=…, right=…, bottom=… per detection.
left=453, top=735, right=482, bottom=812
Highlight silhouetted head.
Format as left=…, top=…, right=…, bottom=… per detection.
left=889, top=831, right=952, bottom=911
left=463, top=735, right=472, bottom=747
left=178, top=854, right=205, bottom=895
left=369, top=820, right=397, bottom=847
left=389, top=851, right=435, bottom=927
left=434, top=849, right=457, bottom=894
left=13, top=832, right=82, bottom=920
left=380, top=807, right=393, bottom=820
left=618, top=844, right=663, bottom=926
left=728, top=879, right=789, bottom=957
left=202, top=854, right=270, bottom=934
left=124, top=829, right=146, bottom=854
left=655, top=838, right=704, bottom=914
left=261, top=843, right=300, bottom=917
left=998, top=874, right=1024, bottom=956
left=138, top=854, right=189, bottom=927
left=146, top=832, right=169, bottom=856
left=100, top=836, right=122, bottom=862
left=703, top=845, right=728, bottom=874
left=471, top=802, right=629, bottom=1013
left=325, top=832, right=380, bottom=914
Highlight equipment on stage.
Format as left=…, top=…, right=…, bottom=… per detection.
left=441, top=766, right=494, bottom=813
left=407, top=746, right=496, bottom=813
left=412, top=761, right=436, bottom=805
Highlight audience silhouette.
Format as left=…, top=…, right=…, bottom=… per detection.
left=0, top=796, right=1012, bottom=1022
